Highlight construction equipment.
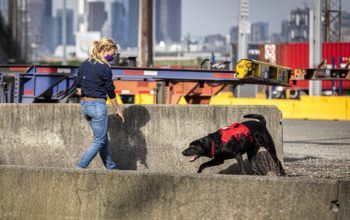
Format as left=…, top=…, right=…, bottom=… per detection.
left=289, top=65, right=350, bottom=98
left=0, top=59, right=291, bottom=103
left=236, top=59, right=291, bottom=85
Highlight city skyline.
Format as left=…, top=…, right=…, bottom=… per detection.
left=53, top=0, right=350, bottom=39
left=1, top=0, right=350, bottom=63
left=183, top=0, right=350, bottom=37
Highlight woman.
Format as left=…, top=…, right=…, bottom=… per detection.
left=76, top=37, right=124, bottom=170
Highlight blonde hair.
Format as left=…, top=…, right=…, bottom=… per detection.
left=88, top=37, right=117, bottom=65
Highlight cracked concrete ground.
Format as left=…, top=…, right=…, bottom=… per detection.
left=282, top=119, right=350, bottom=179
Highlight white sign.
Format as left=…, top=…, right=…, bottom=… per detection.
left=239, top=20, right=251, bottom=34
left=264, top=44, right=276, bottom=63
left=144, top=71, right=158, bottom=76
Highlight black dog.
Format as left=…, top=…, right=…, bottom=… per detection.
left=182, top=114, right=285, bottom=175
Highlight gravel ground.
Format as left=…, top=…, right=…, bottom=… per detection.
left=282, top=119, right=350, bottom=179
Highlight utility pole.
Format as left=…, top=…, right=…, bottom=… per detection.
left=309, top=0, right=322, bottom=96
left=237, top=0, right=255, bottom=98
left=62, top=0, right=67, bottom=65
left=237, top=0, right=250, bottom=61
left=138, top=0, right=153, bottom=67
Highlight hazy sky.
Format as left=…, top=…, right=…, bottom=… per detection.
left=182, top=0, right=350, bottom=37
left=54, top=0, right=350, bottom=38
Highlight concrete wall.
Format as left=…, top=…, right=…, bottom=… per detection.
left=1, top=104, right=349, bottom=219
left=0, top=104, right=283, bottom=174
left=0, top=166, right=348, bottom=219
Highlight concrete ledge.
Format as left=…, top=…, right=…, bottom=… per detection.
left=0, top=166, right=346, bottom=219
left=0, top=104, right=283, bottom=173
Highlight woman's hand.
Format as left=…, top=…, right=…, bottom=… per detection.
left=76, top=88, right=81, bottom=96
left=110, top=97, right=124, bottom=122
left=115, top=108, right=124, bottom=123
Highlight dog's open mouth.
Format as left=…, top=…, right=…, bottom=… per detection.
left=190, top=155, right=200, bottom=162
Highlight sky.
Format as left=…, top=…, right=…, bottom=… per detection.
left=182, top=0, right=350, bottom=37
left=54, top=0, right=350, bottom=38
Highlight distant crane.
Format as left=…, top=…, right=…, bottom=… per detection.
left=323, top=0, right=342, bottom=42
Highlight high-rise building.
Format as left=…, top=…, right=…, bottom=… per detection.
left=110, top=0, right=139, bottom=48
left=127, top=0, right=139, bottom=48
left=155, top=0, right=181, bottom=43
left=111, top=1, right=127, bottom=47
left=27, top=0, right=46, bottom=48
left=230, top=26, right=238, bottom=44
left=250, top=22, right=269, bottom=43
left=43, top=0, right=52, bottom=52
left=340, top=11, right=350, bottom=41
left=271, top=20, right=289, bottom=43
left=281, top=20, right=289, bottom=42
left=0, top=0, right=8, bottom=24
left=44, top=0, right=52, bottom=17
left=57, top=9, right=75, bottom=45
left=87, top=1, right=107, bottom=32
left=45, top=17, right=59, bottom=53
left=270, top=33, right=284, bottom=43
left=204, top=34, right=227, bottom=52
left=288, top=7, right=310, bottom=42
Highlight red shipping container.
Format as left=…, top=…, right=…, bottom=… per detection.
left=265, top=42, right=350, bottom=69
left=322, top=42, right=350, bottom=68
left=276, top=43, right=309, bottom=69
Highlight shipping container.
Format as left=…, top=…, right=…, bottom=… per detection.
left=260, top=42, right=350, bottom=69
left=323, top=42, right=350, bottom=68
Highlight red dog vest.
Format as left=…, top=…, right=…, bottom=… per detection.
left=220, top=122, right=253, bottom=144
left=210, top=122, right=253, bottom=157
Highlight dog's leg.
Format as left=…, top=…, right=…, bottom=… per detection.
left=255, top=134, right=286, bottom=176
left=197, top=157, right=224, bottom=173
left=247, top=139, right=260, bottom=175
left=247, top=151, right=261, bottom=175
left=235, top=153, right=246, bottom=175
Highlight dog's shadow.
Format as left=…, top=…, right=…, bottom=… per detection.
left=108, top=105, right=150, bottom=170
left=217, top=159, right=255, bottom=175
left=217, top=150, right=278, bottom=175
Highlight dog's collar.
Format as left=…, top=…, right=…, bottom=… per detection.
left=210, top=141, right=215, bottom=157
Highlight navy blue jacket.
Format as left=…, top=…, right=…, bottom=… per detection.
left=76, top=59, right=116, bottom=99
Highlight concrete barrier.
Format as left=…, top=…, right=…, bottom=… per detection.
left=292, top=96, right=348, bottom=120
left=0, top=104, right=283, bottom=173
left=1, top=104, right=349, bottom=219
left=209, top=95, right=350, bottom=120
left=0, top=166, right=348, bottom=219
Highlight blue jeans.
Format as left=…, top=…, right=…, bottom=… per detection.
left=77, top=100, right=117, bottom=170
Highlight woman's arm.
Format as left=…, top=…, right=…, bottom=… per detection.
left=103, top=66, right=124, bottom=122
left=110, top=97, right=124, bottom=123
left=76, top=67, right=82, bottom=95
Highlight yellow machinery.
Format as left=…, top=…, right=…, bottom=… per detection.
left=236, top=59, right=291, bottom=85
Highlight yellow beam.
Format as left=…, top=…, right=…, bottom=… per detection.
left=235, top=59, right=291, bottom=85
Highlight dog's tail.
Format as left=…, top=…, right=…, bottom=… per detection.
left=243, top=114, right=266, bottom=126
